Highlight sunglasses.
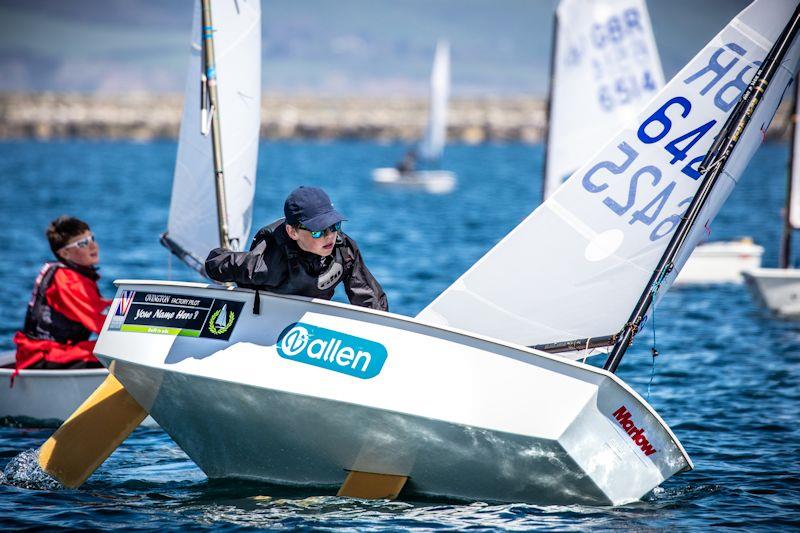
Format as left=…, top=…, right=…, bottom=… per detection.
left=298, top=222, right=341, bottom=239
left=60, top=234, right=96, bottom=251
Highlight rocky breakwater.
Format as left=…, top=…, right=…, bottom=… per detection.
left=0, top=92, right=792, bottom=143
left=0, top=92, right=545, bottom=143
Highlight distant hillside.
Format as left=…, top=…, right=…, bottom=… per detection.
left=0, top=0, right=749, bottom=95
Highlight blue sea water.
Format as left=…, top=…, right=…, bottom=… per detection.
left=1, top=139, right=799, bottom=530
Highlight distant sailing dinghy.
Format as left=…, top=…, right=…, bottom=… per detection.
left=676, top=238, right=763, bottom=284
left=95, top=0, right=799, bottom=505
left=744, top=77, right=800, bottom=315
left=541, top=0, right=763, bottom=285
left=372, top=40, right=456, bottom=194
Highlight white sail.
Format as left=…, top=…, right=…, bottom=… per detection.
left=418, top=0, right=800, bottom=356
left=166, top=0, right=261, bottom=265
left=790, top=79, right=800, bottom=229
left=543, top=0, right=664, bottom=201
left=418, top=40, right=450, bottom=162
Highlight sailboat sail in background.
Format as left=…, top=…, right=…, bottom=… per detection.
left=744, top=77, right=800, bottom=314
left=372, top=39, right=456, bottom=194
left=420, top=0, right=800, bottom=358
left=161, top=0, right=261, bottom=272
left=419, top=39, right=451, bottom=162
left=542, top=0, right=664, bottom=201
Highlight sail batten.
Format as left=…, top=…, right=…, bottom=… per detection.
left=164, top=0, right=261, bottom=271
left=418, top=0, right=800, bottom=357
left=542, top=0, right=664, bottom=201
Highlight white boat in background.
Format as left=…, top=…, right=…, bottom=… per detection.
left=94, top=0, right=800, bottom=505
left=373, top=40, right=456, bottom=194
left=675, top=238, right=764, bottom=285
left=0, top=351, right=156, bottom=427
left=541, top=0, right=762, bottom=284
left=371, top=167, right=455, bottom=194
left=0, top=350, right=106, bottom=426
left=744, top=76, right=800, bottom=314
left=745, top=268, right=800, bottom=315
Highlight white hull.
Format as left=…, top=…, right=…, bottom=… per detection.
left=743, top=268, right=800, bottom=317
left=95, top=280, right=691, bottom=505
left=675, top=240, right=763, bottom=285
left=0, top=350, right=156, bottom=427
left=372, top=168, right=456, bottom=194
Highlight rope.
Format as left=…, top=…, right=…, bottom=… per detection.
left=647, top=306, right=658, bottom=401
left=645, top=270, right=664, bottom=401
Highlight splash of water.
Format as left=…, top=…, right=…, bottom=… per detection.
left=2, top=449, right=64, bottom=490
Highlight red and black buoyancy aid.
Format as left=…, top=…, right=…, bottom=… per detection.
left=22, top=262, right=93, bottom=344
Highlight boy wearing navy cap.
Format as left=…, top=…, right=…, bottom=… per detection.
left=205, top=186, right=388, bottom=311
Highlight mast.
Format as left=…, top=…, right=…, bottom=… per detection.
left=202, top=0, right=232, bottom=251
left=604, top=5, right=800, bottom=374
left=541, top=9, right=559, bottom=203
left=780, top=77, right=800, bottom=269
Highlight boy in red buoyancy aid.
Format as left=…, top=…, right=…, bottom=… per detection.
left=12, top=216, right=112, bottom=381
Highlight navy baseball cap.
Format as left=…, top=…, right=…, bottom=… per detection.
left=284, top=186, right=346, bottom=231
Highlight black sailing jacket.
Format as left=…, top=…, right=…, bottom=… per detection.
left=204, top=219, right=388, bottom=311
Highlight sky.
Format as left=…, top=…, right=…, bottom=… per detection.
left=0, top=0, right=751, bottom=97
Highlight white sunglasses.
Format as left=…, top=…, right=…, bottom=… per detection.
left=59, top=234, right=96, bottom=251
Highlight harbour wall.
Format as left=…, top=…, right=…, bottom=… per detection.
left=0, top=92, right=792, bottom=143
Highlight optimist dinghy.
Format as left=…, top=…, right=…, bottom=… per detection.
left=0, top=350, right=106, bottom=426
left=744, top=76, right=800, bottom=313
left=675, top=238, right=763, bottom=284
left=43, top=0, right=800, bottom=505
left=0, top=351, right=157, bottom=427
left=541, top=0, right=764, bottom=285
left=372, top=40, right=456, bottom=194
left=95, top=280, right=690, bottom=506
